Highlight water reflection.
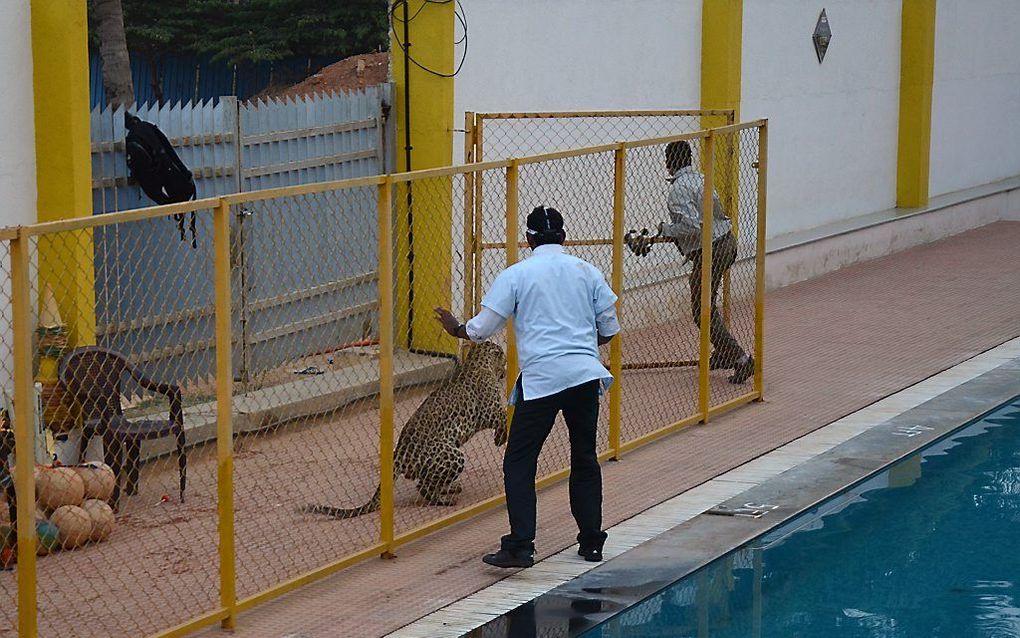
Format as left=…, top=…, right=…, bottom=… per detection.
left=585, top=401, right=1020, bottom=637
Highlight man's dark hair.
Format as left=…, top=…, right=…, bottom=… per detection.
left=665, top=140, right=693, bottom=172
left=526, top=205, right=566, bottom=246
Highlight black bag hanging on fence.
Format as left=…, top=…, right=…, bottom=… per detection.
left=124, top=113, right=198, bottom=248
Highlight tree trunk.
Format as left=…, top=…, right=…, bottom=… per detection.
left=94, top=0, right=134, bottom=108
left=147, top=56, right=164, bottom=104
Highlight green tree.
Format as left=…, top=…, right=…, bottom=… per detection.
left=89, top=0, right=389, bottom=99
left=196, top=0, right=388, bottom=65
left=274, top=0, right=389, bottom=60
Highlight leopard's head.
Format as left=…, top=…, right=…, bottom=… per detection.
left=464, top=341, right=506, bottom=381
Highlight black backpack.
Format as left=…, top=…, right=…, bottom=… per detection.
left=125, top=113, right=198, bottom=247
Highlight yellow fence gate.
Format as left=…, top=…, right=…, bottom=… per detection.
left=0, top=118, right=766, bottom=638
left=462, top=109, right=744, bottom=375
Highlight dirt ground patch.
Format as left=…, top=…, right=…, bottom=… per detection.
left=258, top=52, right=389, bottom=101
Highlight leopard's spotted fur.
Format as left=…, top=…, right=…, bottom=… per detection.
left=302, top=341, right=507, bottom=519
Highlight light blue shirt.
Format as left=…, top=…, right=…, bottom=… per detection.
left=478, top=244, right=620, bottom=404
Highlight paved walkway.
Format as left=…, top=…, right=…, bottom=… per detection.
left=196, top=221, right=1020, bottom=638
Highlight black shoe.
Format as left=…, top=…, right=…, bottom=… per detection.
left=482, top=548, right=534, bottom=569
left=709, top=351, right=736, bottom=370
left=577, top=546, right=603, bottom=562
left=729, top=356, right=754, bottom=384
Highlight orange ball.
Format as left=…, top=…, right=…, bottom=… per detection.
left=50, top=505, right=91, bottom=549
left=72, top=463, right=116, bottom=502
left=82, top=499, right=115, bottom=542
left=36, top=466, right=85, bottom=511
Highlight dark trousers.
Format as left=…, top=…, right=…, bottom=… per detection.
left=688, top=232, right=745, bottom=364
left=501, top=379, right=607, bottom=554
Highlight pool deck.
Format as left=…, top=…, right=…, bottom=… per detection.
left=195, top=220, right=1020, bottom=638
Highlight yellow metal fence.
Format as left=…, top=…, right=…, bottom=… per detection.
left=0, top=119, right=766, bottom=638
left=466, top=109, right=736, bottom=162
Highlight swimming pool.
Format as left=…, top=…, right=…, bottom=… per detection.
left=584, top=396, right=1020, bottom=637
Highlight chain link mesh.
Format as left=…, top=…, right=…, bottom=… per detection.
left=227, top=186, right=386, bottom=599
left=475, top=112, right=729, bottom=161
left=620, top=140, right=704, bottom=435
left=390, top=172, right=507, bottom=536
left=2, top=212, right=220, bottom=638
left=0, top=120, right=764, bottom=638
left=0, top=240, right=15, bottom=636
left=709, top=127, right=762, bottom=407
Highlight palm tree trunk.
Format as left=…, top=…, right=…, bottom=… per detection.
left=94, top=0, right=134, bottom=108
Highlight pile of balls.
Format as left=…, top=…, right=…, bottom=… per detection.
left=1, top=462, right=116, bottom=557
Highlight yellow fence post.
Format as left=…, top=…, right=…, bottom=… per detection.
left=214, top=199, right=237, bottom=629
left=721, top=112, right=737, bottom=326
left=463, top=112, right=476, bottom=349
left=11, top=229, right=38, bottom=638
left=698, top=134, right=715, bottom=422
left=378, top=177, right=396, bottom=558
left=472, top=120, right=485, bottom=315
left=754, top=123, right=768, bottom=399
left=610, top=145, right=626, bottom=459
left=505, top=161, right=520, bottom=425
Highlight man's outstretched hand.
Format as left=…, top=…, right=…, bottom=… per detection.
left=434, top=307, right=461, bottom=337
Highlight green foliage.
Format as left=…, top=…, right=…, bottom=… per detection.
left=88, top=0, right=389, bottom=64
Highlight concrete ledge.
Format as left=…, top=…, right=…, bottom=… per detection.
left=139, top=350, right=454, bottom=462
left=765, top=175, right=1020, bottom=289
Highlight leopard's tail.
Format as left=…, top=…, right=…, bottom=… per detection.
left=300, top=485, right=382, bottom=519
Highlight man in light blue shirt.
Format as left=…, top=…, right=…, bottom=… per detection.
left=435, top=206, right=620, bottom=568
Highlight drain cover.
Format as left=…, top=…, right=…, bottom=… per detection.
left=706, top=506, right=768, bottom=519
left=707, top=502, right=777, bottom=518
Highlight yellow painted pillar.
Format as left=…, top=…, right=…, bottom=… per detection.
left=701, top=0, right=742, bottom=128
left=31, top=0, right=96, bottom=348
left=700, top=0, right=743, bottom=200
left=701, top=0, right=742, bottom=322
left=896, top=0, right=936, bottom=208
left=391, top=0, right=455, bottom=354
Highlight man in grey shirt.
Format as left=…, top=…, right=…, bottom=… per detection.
left=625, top=140, right=753, bottom=384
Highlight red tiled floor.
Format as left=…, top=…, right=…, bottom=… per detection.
left=183, top=221, right=1020, bottom=638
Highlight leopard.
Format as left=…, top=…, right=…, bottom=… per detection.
left=302, top=341, right=508, bottom=519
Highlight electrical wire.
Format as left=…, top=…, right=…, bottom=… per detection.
left=389, top=0, right=468, bottom=78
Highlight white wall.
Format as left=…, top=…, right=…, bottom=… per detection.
left=455, top=1, right=905, bottom=239
left=450, top=1, right=1020, bottom=251
left=0, top=1, right=36, bottom=229
left=741, top=0, right=902, bottom=239
left=0, top=0, right=37, bottom=396
left=453, top=0, right=702, bottom=162
left=930, top=0, right=1020, bottom=197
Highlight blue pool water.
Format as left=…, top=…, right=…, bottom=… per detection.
left=585, top=397, right=1020, bottom=637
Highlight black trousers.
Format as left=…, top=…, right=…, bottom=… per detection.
left=688, top=232, right=746, bottom=364
left=501, top=379, right=607, bottom=554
